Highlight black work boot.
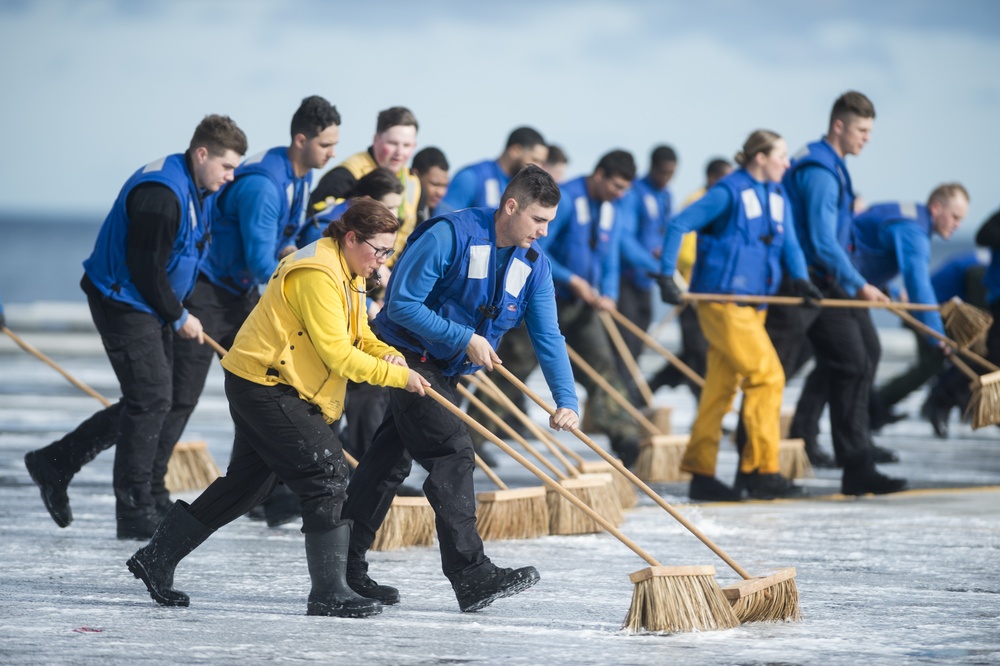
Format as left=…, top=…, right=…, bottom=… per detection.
left=841, top=466, right=908, bottom=496
left=609, top=435, right=639, bottom=469
left=736, top=471, right=805, bottom=500
left=450, top=563, right=540, bottom=613
left=262, top=483, right=302, bottom=528
left=804, top=442, right=838, bottom=469
left=688, top=473, right=741, bottom=501
left=347, top=557, right=400, bottom=605
left=921, top=396, right=952, bottom=439
left=117, top=492, right=161, bottom=541
left=870, top=443, right=900, bottom=464
left=306, top=524, right=382, bottom=618
left=126, top=500, right=214, bottom=607
left=24, top=450, right=73, bottom=528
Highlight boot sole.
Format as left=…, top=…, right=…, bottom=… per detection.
left=24, top=452, right=72, bottom=528
left=460, top=570, right=541, bottom=613
left=126, top=556, right=190, bottom=607
left=306, top=601, right=382, bottom=618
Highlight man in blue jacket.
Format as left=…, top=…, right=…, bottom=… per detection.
left=766, top=91, right=906, bottom=495
left=343, top=165, right=578, bottom=613
left=25, top=115, right=247, bottom=538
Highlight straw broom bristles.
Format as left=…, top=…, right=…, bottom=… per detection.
left=625, top=566, right=740, bottom=633
left=165, top=441, right=221, bottom=493
left=965, top=369, right=1000, bottom=430
left=641, top=405, right=672, bottom=434
left=577, top=459, right=639, bottom=509
left=476, top=486, right=549, bottom=541
left=941, top=297, right=993, bottom=348
left=721, top=568, right=801, bottom=623
left=779, top=438, right=814, bottom=480
left=635, top=435, right=691, bottom=483
left=546, top=473, right=624, bottom=535
left=370, top=496, right=436, bottom=551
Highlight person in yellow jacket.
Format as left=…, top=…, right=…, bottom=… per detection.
left=125, top=197, right=429, bottom=619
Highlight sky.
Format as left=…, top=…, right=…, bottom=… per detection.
left=1, top=0, right=999, bottom=237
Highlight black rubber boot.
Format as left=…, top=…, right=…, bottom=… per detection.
left=841, top=465, right=908, bottom=496
left=126, top=500, right=214, bottom=607
left=609, top=435, right=639, bottom=469
left=688, top=473, right=742, bottom=501
left=347, top=557, right=400, bottom=605
left=306, top=524, right=382, bottom=618
left=24, top=450, right=73, bottom=528
left=736, top=471, right=805, bottom=500
left=450, top=563, right=540, bottom=612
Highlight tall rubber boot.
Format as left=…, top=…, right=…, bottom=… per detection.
left=306, top=524, right=382, bottom=618
left=126, top=500, right=214, bottom=607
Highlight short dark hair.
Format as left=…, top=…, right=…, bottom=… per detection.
left=545, top=144, right=568, bottom=165
left=705, top=158, right=732, bottom=181
left=505, top=126, right=546, bottom=150
left=323, top=196, right=400, bottom=241
left=190, top=114, right=247, bottom=157
left=376, top=106, right=418, bottom=134
left=351, top=167, right=404, bottom=200
left=502, top=164, right=561, bottom=210
left=651, top=144, right=678, bottom=167
left=830, top=90, right=876, bottom=127
left=595, top=149, right=636, bottom=181
left=290, top=95, right=341, bottom=140
left=411, top=146, right=449, bottom=174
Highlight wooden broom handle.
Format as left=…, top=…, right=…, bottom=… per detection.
left=566, top=345, right=664, bottom=437
left=597, top=310, right=655, bottom=407
left=456, top=384, right=569, bottom=480
left=604, top=308, right=706, bottom=388
left=469, top=372, right=587, bottom=466
left=2, top=326, right=113, bottom=408
left=887, top=307, right=1000, bottom=373
left=424, top=386, right=661, bottom=568
left=682, top=292, right=938, bottom=310
left=464, top=374, right=581, bottom=475
left=204, top=333, right=229, bottom=357
left=493, top=364, right=754, bottom=580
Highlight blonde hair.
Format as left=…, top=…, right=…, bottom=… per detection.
left=928, top=183, right=969, bottom=207
left=734, top=130, right=782, bottom=167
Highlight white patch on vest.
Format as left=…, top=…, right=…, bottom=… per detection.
left=769, top=192, right=785, bottom=223
left=899, top=201, right=919, bottom=219
left=575, top=196, right=591, bottom=224
left=143, top=156, right=167, bottom=173
left=644, top=193, right=659, bottom=219
left=505, top=258, right=533, bottom=297
left=599, top=202, right=615, bottom=230
left=741, top=189, right=763, bottom=219
left=468, top=245, right=490, bottom=279
left=485, top=179, right=501, bottom=208
left=792, top=145, right=810, bottom=161
left=295, top=242, right=319, bottom=260
left=286, top=182, right=295, bottom=208
left=243, top=150, right=267, bottom=165
left=188, top=200, right=198, bottom=229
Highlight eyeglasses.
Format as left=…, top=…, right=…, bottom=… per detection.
left=362, top=238, right=395, bottom=259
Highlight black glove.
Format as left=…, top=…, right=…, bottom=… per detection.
left=788, top=278, right=823, bottom=307
left=0, top=307, right=6, bottom=329
left=654, top=273, right=683, bottom=305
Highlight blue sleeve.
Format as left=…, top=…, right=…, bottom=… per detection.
left=618, top=193, right=660, bottom=277
left=436, top=166, right=478, bottom=214
left=231, top=175, right=286, bottom=284
left=537, top=200, right=574, bottom=286
left=779, top=203, right=809, bottom=281
left=888, top=223, right=945, bottom=338
left=600, top=213, right=622, bottom=299
left=659, top=186, right=732, bottom=275
left=383, top=221, right=475, bottom=353
left=796, top=168, right=867, bottom=295
left=523, top=265, right=580, bottom=412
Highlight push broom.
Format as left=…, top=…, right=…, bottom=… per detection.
left=494, top=364, right=801, bottom=624
left=566, top=343, right=692, bottom=483
left=470, top=447, right=549, bottom=542
left=425, top=385, right=739, bottom=634
left=458, top=383, right=623, bottom=536
left=468, top=371, right=639, bottom=510
left=939, top=296, right=993, bottom=348
left=3, top=325, right=221, bottom=492
left=605, top=308, right=812, bottom=481
left=887, top=308, right=1000, bottom=430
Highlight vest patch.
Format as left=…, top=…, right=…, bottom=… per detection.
left=468, top=245, right=490, bottom=279
left=741, top=189, right=763, bottom=219
left=143, top=156, right=167, bottom=173
left=599, top=201, right=615, bottom=230
left=900, top=201, right=918, bottom=219
left=575, top=197, right=591, bottom=224
left=485, top=179, right=501, bottom=208
left=769, top=192, right=785, bottom=223
left=643, top=193, right=659, bottom=219
left=505, top=258, right=532, bottom=297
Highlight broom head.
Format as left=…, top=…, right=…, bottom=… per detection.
left=941, top=297, right=993, bottom=348
left=635, top=435, right=691, bottom=483
left=165, top=440, right=221, bottom=493
left=640, top=405, right=672, bottom=434
left=371, top=496, right=436, bottom=551
left=547, top=474, right=623, bottom=535
left=779, top=438, right=814, bottom=480
left=779, top=407, right=795, bottom=439
left=476, top=486, right=549, bottom=541
left=721, top=567, right=801, bottom=624
left=578, top=459, right=639, bottom=509
left=965, top=370, right=1000, bottom=430
left=624, top=565, right=740, bottom=633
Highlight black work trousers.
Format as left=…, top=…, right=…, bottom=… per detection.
left=187, top=372, right=350, bottom=533
left=343, top=352, right=490, bottom=581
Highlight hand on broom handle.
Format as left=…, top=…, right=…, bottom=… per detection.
left=597, top=310, right=655, bottom=407
left=492, top=364, right=755, bottom=581
left=423, top=385, right=661, bottom=568
left=2, top=326, right=112, bottom=408
left=565, top=345, right=664, bottom=437
left=604, top=308, right=705, bottom=389
left=887, top=307, right=1000, bottom=373
left=682, top=292, right=938, bottom=310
